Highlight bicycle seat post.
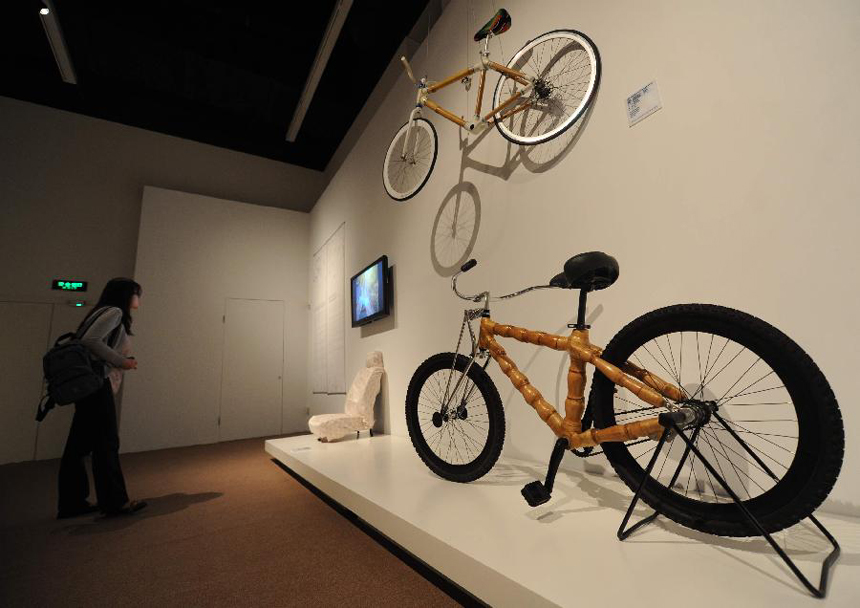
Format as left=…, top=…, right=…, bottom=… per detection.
left=481, top=33, right=492, bottom=59
left=570, top=289, right=590, bottom=330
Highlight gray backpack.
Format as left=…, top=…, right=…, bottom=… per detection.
left=36, top=308, right=120, bottom=421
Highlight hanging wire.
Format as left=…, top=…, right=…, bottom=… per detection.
left=490, top=0, right=504, bottom=61
left=465, top=0, right=471, bottom=111
left=426, top=1, right=430, bottom=67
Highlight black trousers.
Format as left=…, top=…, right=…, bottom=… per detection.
left=58, top=379, right=129, bottom=512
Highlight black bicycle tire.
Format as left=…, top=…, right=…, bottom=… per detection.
left=382, top=117, right=438, bottom=202
left=405, top=353, right=505, bottom=482
left=492, top=29, right=602, bottom=146
left=589, top=304, right=844, bottom=536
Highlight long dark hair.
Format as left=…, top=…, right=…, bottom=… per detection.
left=79, top=278, right=142, bottom=336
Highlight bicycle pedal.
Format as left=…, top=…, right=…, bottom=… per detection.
left=521, top=480, right=552, bottom=507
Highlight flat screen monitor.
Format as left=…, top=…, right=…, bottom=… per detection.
left=350, top=255, right=390, bottom=327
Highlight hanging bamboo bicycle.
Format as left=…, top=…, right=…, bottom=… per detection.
left=382, top=9, right=601, bottom=201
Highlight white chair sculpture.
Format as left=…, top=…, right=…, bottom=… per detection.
left=308, top=351, right=384, bottom=442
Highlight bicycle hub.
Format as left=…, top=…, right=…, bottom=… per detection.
left=534, top=79, right=552, bottom=99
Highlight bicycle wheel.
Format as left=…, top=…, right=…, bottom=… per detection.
left=589, top=304, right=844, bottom=536
left=382, top=117, right=438, bottom=201
left=405, top=353, right=505, bottom=482
left=492, top=29, right=600, bottom=146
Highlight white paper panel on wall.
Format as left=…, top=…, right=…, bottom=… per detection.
left=310, top=248, right=327, bottom=393
left=310, top=223, right=345, bottom=394
left=325, top=225, right=345, bottom=393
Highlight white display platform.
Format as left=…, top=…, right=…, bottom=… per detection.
left=265, top=434, right=860, bottom=607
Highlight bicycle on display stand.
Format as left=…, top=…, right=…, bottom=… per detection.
left=382, top=9, right=600, bottom=201
left=405, top=253, right=844, bottom=597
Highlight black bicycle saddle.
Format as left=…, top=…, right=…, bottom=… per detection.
left=550, top=251, right=619, bottom=291
left=474, top=9, right=512, bottom=42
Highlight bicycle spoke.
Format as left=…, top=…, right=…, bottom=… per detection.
left=698, top=344, right=746, bottom=397
left=700, top=429, right=754, bottom=500
left=702, top=425, right=788, bottom=474
left=691, top=336, right=728, bottom=399
left=714, top=417, right=795, bottom=460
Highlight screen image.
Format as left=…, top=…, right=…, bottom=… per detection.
left=352, top=260, right=384, bottom=325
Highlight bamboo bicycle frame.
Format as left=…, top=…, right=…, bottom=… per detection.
left=476, top=317, right=686, bottom=450
left=399, top=34, right=534, bottom=161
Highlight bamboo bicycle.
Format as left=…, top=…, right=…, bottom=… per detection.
left=405, top=253, right=844, bottom=542
left=382, top=9, right=600, bottom=201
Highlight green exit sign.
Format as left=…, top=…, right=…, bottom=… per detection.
left=52, top=280, right=88, bottom=292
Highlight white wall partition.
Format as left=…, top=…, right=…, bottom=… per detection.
left=307, top=0, right=860, bottom=513
left=121, top=186, right=309, bottom=453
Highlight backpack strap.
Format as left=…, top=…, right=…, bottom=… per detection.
left=53, top=332, right=76, bottom=347
left=35, top=394, right=56, bottom=422
left=75, top=306, right=111, bottom=339
left=77, top=307, right=124, bottom=346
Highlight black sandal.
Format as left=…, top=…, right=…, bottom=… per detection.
left=104, top=500, right=148, bottom=517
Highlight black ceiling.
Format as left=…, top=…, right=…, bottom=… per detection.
left=1, top=1, right=430, bottom=171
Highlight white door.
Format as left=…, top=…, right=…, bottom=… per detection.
left=219, top=299, right=284, bottom=441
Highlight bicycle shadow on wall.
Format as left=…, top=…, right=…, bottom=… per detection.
left=429, top=95, right=599, bottom=278
left=462, top=87, right=598, bottom=179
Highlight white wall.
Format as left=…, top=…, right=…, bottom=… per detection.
left=0, top=303, right=52, bottom=463
left=0, top=96, right=325, bottom=304
left=119, top=186, right=310, bottom=453
left=307, top=0, right=860, bottom=513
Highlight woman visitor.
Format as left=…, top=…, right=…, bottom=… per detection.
left=57, top=278, right=147, bottom=518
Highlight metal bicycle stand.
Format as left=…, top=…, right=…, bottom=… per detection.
left=617, top=418, right=841, bottom=599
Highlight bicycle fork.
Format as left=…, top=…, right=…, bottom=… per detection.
left=400, top=107, right=424, bottom=162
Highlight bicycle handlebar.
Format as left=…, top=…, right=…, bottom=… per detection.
left=452, top=261, right=484, bottom=303
left=400, top=56, right=417, bottom=84
left=451, top=258, right=557, bottom=304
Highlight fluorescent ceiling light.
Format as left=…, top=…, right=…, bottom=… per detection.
left=285, top=0, right=353, bottom=142
left=39, top=1, right=77, bottom=85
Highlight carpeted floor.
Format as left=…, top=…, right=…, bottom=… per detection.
left=0, top=436, right=462, bottom=607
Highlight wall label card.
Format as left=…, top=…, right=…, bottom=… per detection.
left=627, top=81, right=662, bottom=126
